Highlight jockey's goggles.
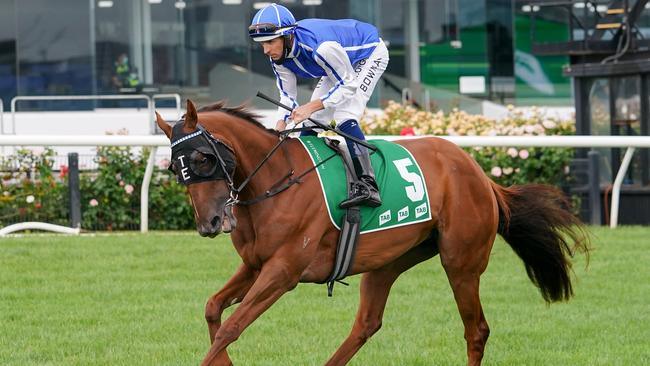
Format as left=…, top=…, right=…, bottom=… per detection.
left=248, top=23, right=295, bottom=40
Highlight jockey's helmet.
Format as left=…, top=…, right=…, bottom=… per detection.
left=248, top=3, right=296, bottom=42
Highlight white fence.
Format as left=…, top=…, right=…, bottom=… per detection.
left=1, top=134, right=650, bottom=235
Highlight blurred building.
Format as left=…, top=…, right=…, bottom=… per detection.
left=0, top=0, right=581, bottom=111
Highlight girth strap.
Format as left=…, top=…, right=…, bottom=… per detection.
left=326, top=206, right=361, bottom=296
left=322, top=137, right=363, bottom=296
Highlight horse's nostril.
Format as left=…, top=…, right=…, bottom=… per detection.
left=211, top=215, right=221, bottom=228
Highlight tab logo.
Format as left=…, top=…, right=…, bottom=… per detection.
left=379, top=210, right=392, bottom=226
left=415, top=203, right=428, bottom=218
left=397, top=206, right=409, bottom=222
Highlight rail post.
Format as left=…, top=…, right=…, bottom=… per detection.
left=68, top=152, right=81, bottom=229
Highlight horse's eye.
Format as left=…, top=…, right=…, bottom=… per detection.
left=190, top=151, right=217, bottom=177
left=193, top=152, right=207, bottom=164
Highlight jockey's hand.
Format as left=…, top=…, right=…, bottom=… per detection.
left=275, top=119, right=287, bottom=131
left=290, top=99, right=324, bottom=124
left=290, top=105, right=312, bottom=124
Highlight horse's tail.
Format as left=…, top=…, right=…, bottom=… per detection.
left=490, top=181, right=589, bottom=303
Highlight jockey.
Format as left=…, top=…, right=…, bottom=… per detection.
left=249, top=3, right=389, bottom=209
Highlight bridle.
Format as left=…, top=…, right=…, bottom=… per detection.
left=169, top=122, right=337, bottom=207
left=193, top=124, right=239, bottom=206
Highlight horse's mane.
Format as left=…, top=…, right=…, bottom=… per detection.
left=197, top=101, right=279, bottom=136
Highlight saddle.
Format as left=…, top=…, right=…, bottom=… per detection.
left=297, top=136, right=432, bottom=296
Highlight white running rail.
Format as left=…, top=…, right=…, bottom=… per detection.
left=1, top=134, right=649, bottom=233
left=0, top=222, right=81, bottom=236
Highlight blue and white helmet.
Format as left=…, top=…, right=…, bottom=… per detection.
left=248, top=3, right=296, bottom=42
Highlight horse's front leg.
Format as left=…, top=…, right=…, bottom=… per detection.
left=205, top=263, right=259, bottom=343
left=201, top=258, right=301, bottom=366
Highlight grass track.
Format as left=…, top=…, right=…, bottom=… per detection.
left=1, top=227, right=649, bottom=365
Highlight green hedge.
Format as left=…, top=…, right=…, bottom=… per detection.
left=1, top=146, right=194, bottom=230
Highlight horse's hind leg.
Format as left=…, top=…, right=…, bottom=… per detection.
left=325, top=238, right=438, bottom=366
left=439, top=229, right=494, bottom=366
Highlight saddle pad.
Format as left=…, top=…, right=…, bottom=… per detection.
left=298, top=136, right=431, bottom=234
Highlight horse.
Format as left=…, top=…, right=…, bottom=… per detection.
left=155, top=99, right=589, bottom=366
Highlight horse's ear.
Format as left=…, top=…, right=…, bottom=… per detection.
left=155, top=111, right=172, bottom=138
left=185, top=99, right=198, bottom=129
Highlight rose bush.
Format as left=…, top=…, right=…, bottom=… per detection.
left=361, top=102, right=575, bottom=186
left=1, top=148, right=69, bottom=226
left=1, top=146, right=194, bottom=230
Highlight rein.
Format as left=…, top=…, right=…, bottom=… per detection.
left=197, top=124, right=337, bottom=207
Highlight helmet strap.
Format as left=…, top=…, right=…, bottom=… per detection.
left=284, top=34, right=293, bottom=57
left=272, top=35, right=293, bottom=65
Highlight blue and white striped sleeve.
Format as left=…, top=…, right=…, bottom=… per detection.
left=313, top=41, right=357, bottom=109
left=271, top=62, right=298, bottom=122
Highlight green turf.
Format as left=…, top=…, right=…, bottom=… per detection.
left=1, top=227, right=649, bottom=365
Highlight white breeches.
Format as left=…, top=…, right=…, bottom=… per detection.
left=307, top=40, right=389, bottom=127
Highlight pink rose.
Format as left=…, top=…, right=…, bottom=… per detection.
left=490, top=166, right=502, bottom=177
left=125, top=184, right=134, bottom=195
left=158, top=158, right=170, bottom=169
left=519, top=149, right=529, bottom=159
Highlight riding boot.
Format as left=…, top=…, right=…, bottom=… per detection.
left=339, top=150, right=382, bottom=209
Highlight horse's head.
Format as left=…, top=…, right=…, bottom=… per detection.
left=156, top=100, right=237, bottom=237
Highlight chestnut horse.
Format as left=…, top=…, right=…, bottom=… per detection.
left=155, top=100, right=588, bottom=366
